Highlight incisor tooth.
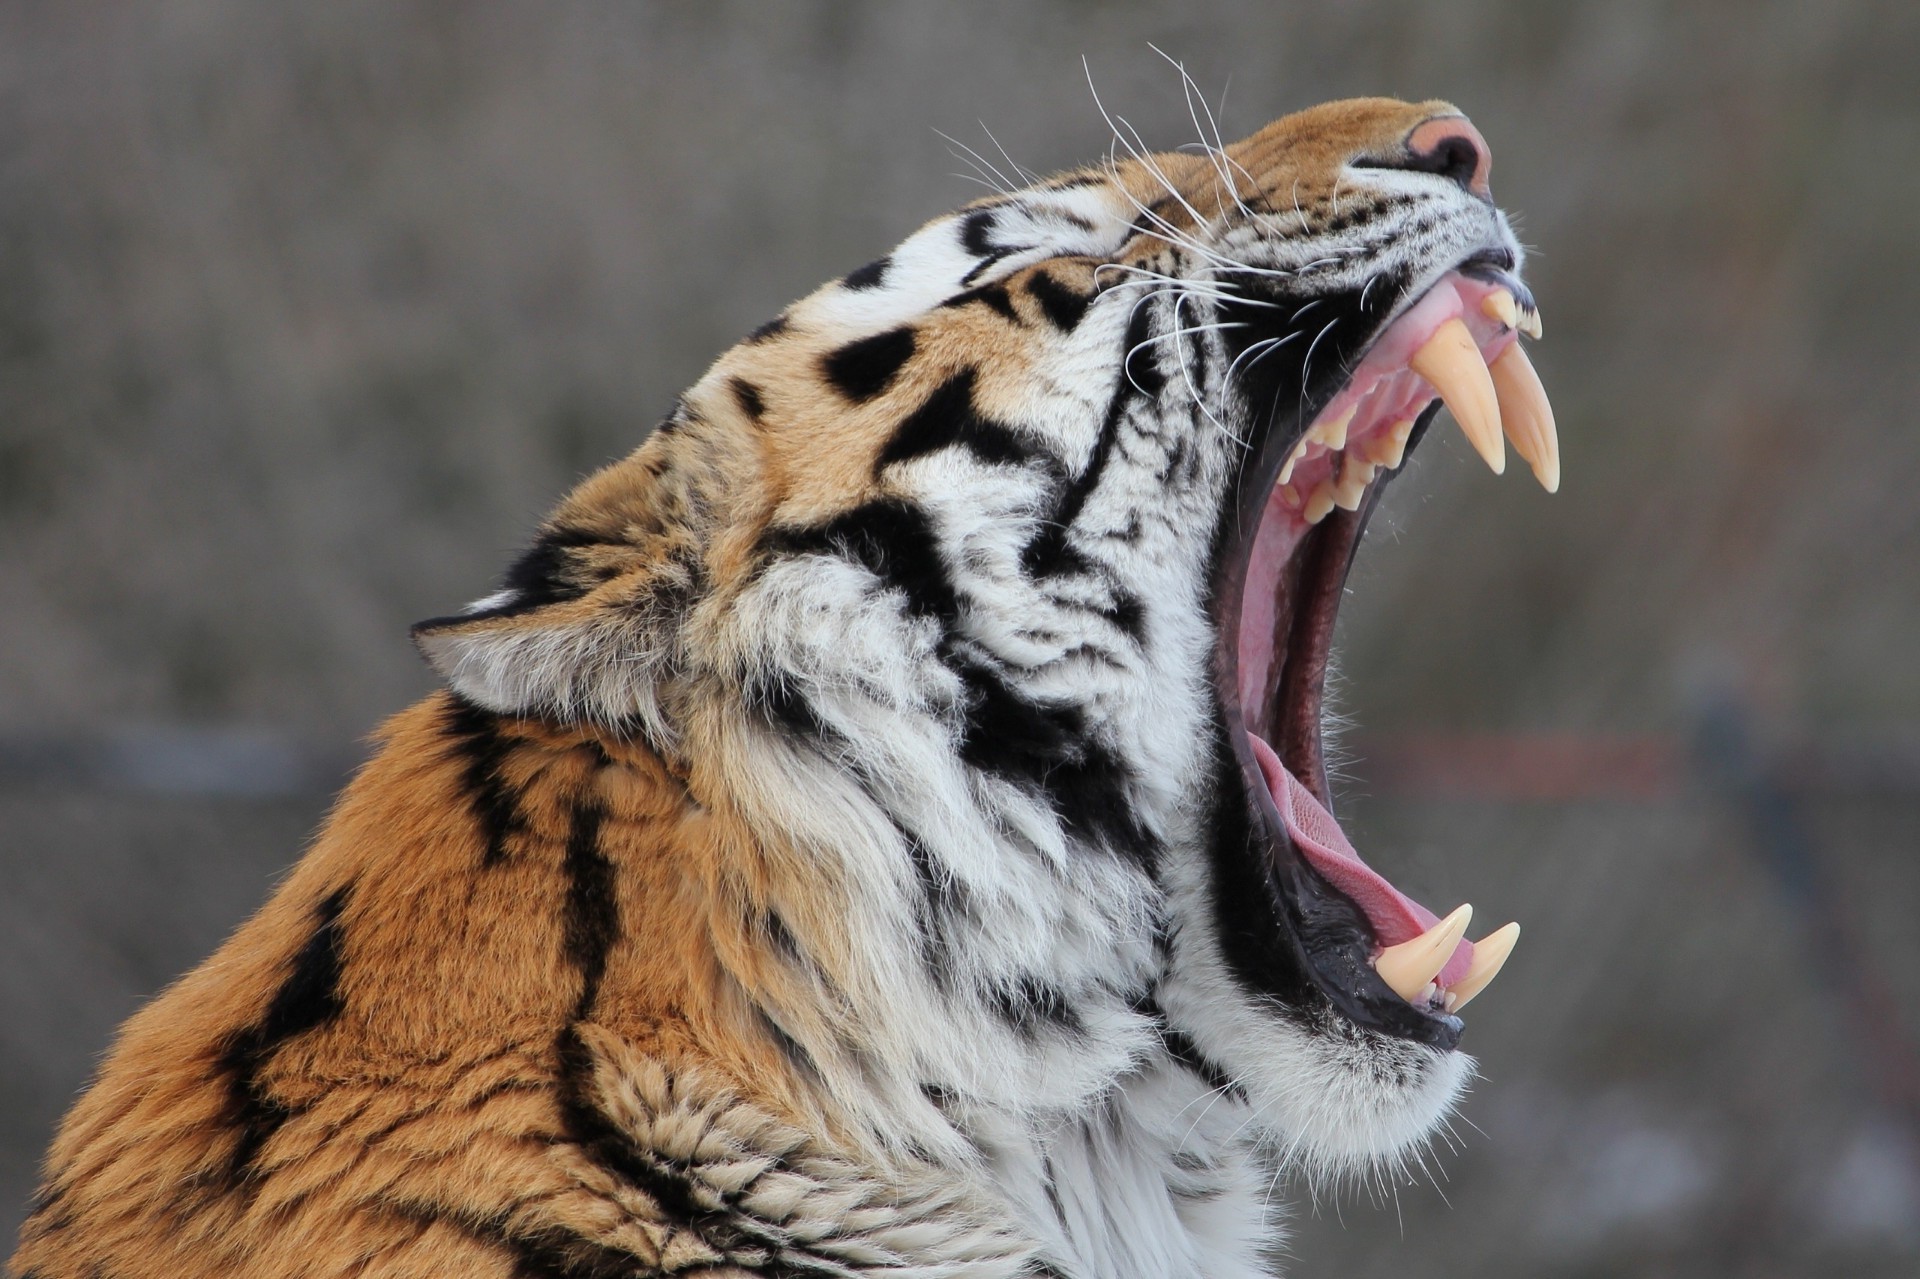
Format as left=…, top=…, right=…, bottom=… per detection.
left=1409, top=318, right=1504, bottom=475
left=1480, top=288, right=1519, bottom=330
left=1446, top=922, right=1520, bottom=1012
left=1374, top=904, right=1473, bottom=1004
left=1302, top=481, right=1336, bottom=525
left=1489, top=344, right=1560, bottom=493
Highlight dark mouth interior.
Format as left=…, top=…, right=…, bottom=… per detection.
left=1255, top=499, right=1365, bottom=809
left=1216, top=394, right=1462, bottom=1049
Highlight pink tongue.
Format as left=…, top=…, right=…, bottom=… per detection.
left=1249, top=734, right=1474, bottom=988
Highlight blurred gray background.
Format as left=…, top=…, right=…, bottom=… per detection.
left=4, top=2, right=1918, bottom=1275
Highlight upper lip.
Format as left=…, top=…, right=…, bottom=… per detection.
left=1209, top=253, right=1554, bottom=1047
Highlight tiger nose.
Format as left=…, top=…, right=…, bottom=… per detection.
left=1404, top=115, right=1493, bottom=198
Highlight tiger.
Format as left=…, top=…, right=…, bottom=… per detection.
left=12, top=95, right=1557, bottom=1278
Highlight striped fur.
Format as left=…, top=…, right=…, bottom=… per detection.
left=16, top=98, right=1525, bottom=1277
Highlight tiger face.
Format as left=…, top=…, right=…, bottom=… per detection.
left=414, top=95, right=1551, bottom=1223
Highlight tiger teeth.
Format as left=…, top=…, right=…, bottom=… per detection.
left=1308, top=406, right=1354, bottom=451
left=1445, top=922, right=1520, bottom=1012
left=1302, top=481, right=1336, bottom=525
left=1519, top=305, right=1543, bottom=340
left=1409, top=317, right=1504, bottom=475
left=1333, top=452, right=1374, bottom=510
left=1374, top=904, right=1473, bottom=1004
left=1277, top=438, right=1309, bottom=486
left=1367, top=417, right=1416, bottom=469
left=1479, top=287, right=1520, bottom=330
left=1489, top=344, right=1560, bottom=493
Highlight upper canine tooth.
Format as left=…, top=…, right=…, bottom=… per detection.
left=1446, top=921, right=1520, bottom=1011
left=1374, top=904, right=1473, bottom=1004
left=1489, top=344, right=1560, bottom=493
left=1480, top=288, right=1520, bottom=330
left=1409, top=318, right=1504, bottom=475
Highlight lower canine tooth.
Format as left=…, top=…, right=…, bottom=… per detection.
left=1302, top=482, right=1336, bottom=525
left=1446, top=921, right=1520, bottom=1011
left=1374, top=904, right=1473, bottom=1003
left=1520, top=306, right=1543, bottom=340
left=1409, top=317, right=1505, bottom=475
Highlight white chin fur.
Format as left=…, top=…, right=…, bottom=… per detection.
left=1232, top=1020, right=1473, bottom=1179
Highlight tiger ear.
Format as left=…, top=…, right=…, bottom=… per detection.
left=411, top=531, right=686, bottom=728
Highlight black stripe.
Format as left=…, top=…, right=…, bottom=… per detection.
left=553, top=1028, right=761, bottom=1257
left=763, top=501, right=961, bottom=626
left=504, top=1228, right=662, bottom=1279
left=441, top=695, right=525, bottom=867
left=842, top=254, right=891, bottom=290
left=1135, top=993, right=1243, bottom=1099
left=941, top=283, right=1021, bottom=323
left=1021, top=306, right=1156, bottom=578
left=729, top=376, right=765, bottom=421
left=758, top=1010, right=824, bottom=1083
left=745, top=313, right=790, bottom=343
left=757, top=671, right=833, bottom=740
left=894, top=818, right=969, bottom=984
left=561, top=790, right=617, bottom=1020
left=1161, top=1025, right=1240, bottom=1098
left=875, top=369, right=1042, bottom=474
left=954, top=657, right=1156, bottom=865
left=988, top=977, right=1083, bottom=1038
left=1026, top=271, right=1090, bottom=331
left=218, top=886, right=350, bottom=1181
left=1104, top=591, right=1147, bottom=645
left=1041, top=1154, right=1068, bottom=1228
left=822, top=326, right=916, bottom=402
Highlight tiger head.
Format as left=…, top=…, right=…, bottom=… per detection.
left=413, top=98, right=1552, bottom=1181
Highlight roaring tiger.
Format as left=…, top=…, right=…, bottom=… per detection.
left=14, top=96, right=1556, bottom=1278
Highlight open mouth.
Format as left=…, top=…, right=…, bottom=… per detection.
left=1215, top=261, right=1556, bottom=1049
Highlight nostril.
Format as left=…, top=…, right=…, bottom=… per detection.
left=1422, top=136, right=1481, bottom=189
left=1402, top=116, right=1493, bottom=196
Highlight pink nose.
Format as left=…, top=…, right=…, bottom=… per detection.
left=1405, top=115, right=1493, bottom=198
